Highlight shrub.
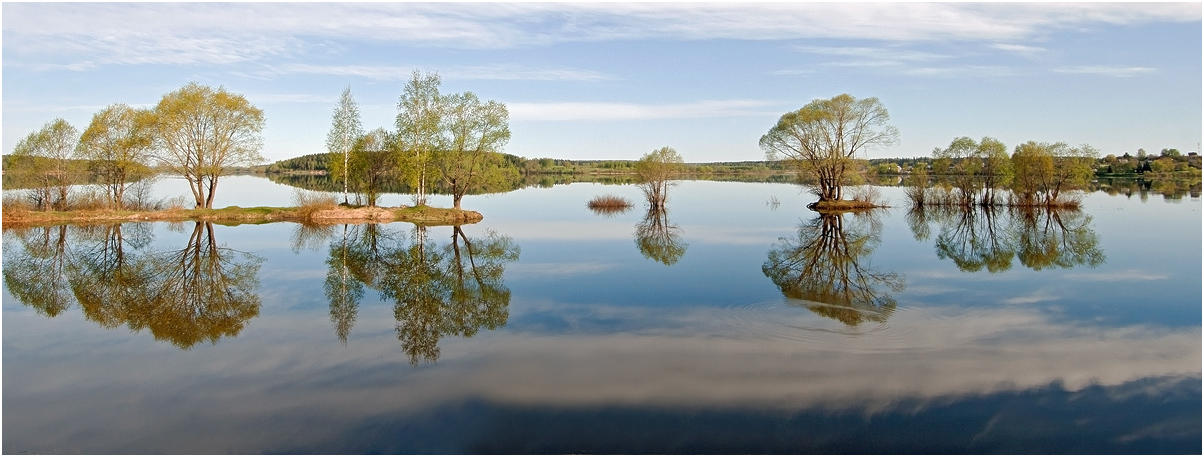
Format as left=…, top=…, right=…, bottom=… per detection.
left=587, top=194, right=633, bottom=216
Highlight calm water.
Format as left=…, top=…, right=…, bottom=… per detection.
left=3, top=178, right=1201, bottom=454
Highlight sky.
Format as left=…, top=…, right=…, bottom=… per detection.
left=3, top=2, right=1201, bottom=163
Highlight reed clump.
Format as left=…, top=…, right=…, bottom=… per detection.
left=293, top=189, right=338, bottom=220
left=587, top=194, right=633, bottom=215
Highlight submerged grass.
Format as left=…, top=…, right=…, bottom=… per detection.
left=1, top=204, right=483, bottom=228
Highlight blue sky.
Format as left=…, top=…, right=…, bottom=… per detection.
left=3, top=2, right=1200, bottom=163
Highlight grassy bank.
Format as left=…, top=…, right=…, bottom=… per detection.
left=1, top=205, right=483, bottom=228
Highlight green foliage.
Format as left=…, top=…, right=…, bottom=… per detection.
left=635, top=146, right=685, bottom=208
left=327, top=86, right=364, bottom=202
left=435, top=91, right=514, bottom=209
left=396, top=71, right=444, bottom=206
left=10, top=118, right=81, bottom=210
left=760, top=94, right=899, bottom=202
left=152, top=82, right=265, bottom=208
left=76, top=103, right=156, bottom=209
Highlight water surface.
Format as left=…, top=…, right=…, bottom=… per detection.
left=4, top=179, right=1200, bottom=453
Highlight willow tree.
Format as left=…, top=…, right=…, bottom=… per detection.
left=76, top=104, right=156, bottom=209
left=435, top=92, right=513, bottom=210
left=635, top=146, right=685, bottom=209
left=760, top=94, right=898, bottom=206
left=10, top=118, right=80, bottom=210
left=396, top=71, right=443, bottom=207
left=327, top=86, right=363, bottom=205
left=152, top=83, right=265, bottom=209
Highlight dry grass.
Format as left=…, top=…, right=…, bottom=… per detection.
left=293, top=189, right=338, bottom=220
left=587, top=194, right=633, bottom=215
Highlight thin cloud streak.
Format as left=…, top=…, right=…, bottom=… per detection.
left=509, top=100, right=779, bottom=121
left=1054, top=66, right=1158, bottom=77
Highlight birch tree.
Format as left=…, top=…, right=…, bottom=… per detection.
left=326, top=86, right=363, bottom=205
left=396, top=71, right=443, bottom=207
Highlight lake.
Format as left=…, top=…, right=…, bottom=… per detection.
left=3, top=177, right=1200, bottom=453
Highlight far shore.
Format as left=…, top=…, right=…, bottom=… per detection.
left=1, top=205, right=483, bottom=228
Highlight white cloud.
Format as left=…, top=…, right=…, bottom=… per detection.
left=992, top=43, right=1048, bottom=58
left=1054, top=66, right=1158, bottom=77
left=509, top=100, right=779, bottom=121
left=4, top=3, right=1198, bottom=67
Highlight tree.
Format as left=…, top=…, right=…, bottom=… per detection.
left=1010, top=141, right=1054, bottom=206
left=10, top=118, right=80, bottom=210
left=152, top=82, right=265, bottom=209
left=760, top=94, right=899, bottom=204
left=435, top=92, right=514, bottom=210
left=396, top=71, right=443, bottom=207
left=76, top=104, right=156, bottom=209
left=932, top=136, right=981, bottom=206
left=327, top=86, right=363, bottom=204
left=977, top=137, right=1012, bottom=206
left=348, top=128, right=398, bottom=207
left=635, top=146, right=685, bottom=209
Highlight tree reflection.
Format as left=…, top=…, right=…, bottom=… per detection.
left=325, top=224, right=519, bottom=364
left=130, top=222, right=263, bottom=349
left=2, top=222, right=263, bottom=349
left=907, top=206, right=1104, bottom=272
left=763, top=210, right=904, bottom=326
left=3, top=226, right=74, bottom=317
left=634, top=206, right=688, bottom=266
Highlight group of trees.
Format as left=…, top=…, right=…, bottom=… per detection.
left=8, top=83, right=265, bottom=211
left=326, top=71, right=515, bottom=209
left=914, top=137, right=1098, bottom=208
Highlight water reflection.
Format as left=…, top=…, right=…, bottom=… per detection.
left=323, top=224, right=520, bottom=364
left=763, top=210, right=904, bottom=326
left=908, top=206, right=1105, bottom=272
left=2, top=222, right=263, bottom=349
left=634, top=207, right=687, bottom=266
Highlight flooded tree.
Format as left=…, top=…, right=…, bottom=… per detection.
left=635, top=146, right=685, bottom=209
left=763, top=210, right=904, bottom=326
left=760, top=94, right=899, bottom=206
left=634, top=206, right=688, bottom=266
left=152, top=83, right=265, bottom=209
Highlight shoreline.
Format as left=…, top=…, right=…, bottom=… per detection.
left=1, top=205, right=483, bottom=228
